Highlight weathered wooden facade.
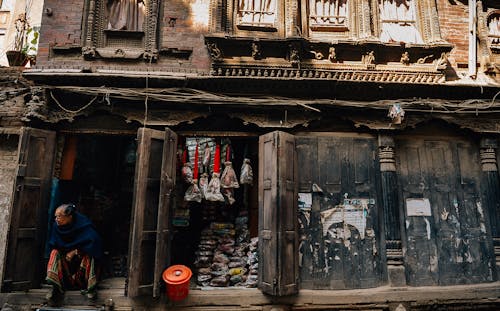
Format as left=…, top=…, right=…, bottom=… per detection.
left=0, top=0, right=500, bottom=310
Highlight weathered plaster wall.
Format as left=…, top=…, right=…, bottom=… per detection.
left=0, top=134, right=18, bottom=287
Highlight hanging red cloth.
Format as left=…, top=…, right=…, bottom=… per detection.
left=213, top=141, right=221, bottom=174
left=193, top=142, right=199, bottom=180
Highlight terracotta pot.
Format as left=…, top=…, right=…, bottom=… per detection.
left=6, top=50, right=29, bottom=67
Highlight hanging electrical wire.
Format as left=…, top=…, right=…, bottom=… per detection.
left=45, top=86, right=500, bottom=115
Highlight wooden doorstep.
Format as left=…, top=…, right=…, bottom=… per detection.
left=0, top=281, right=499, bottom=310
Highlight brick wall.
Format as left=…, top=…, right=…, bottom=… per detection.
left=37, top=0, right=84, bottom=65
left=159, top=0, right=211, bottom=70
left=0, top=95, right=27, bottom=128
left=436, top=0, right=469, bottom=67
left=36, top=0, right=211, bottom=72
left=0, top=134, right=19, bottom=289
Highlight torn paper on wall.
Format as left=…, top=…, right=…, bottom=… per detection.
left=320, top=198, right=371, bottom=239
left=406, top=198, right=431, bottom=216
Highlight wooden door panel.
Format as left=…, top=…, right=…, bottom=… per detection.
left=397, top=138, right=494, bottom=286
left=258, top=132, right=278, bottom=294
left=299, top=136, right=383, bottom=289
left=296, top=137, right=318, bottom=192
left=2, top=128, right=55, bottom=292
left=396, top=140, right=438, bottom=286
left=127, top=128, right=177, bottom=298
left=279, top=133, right=298, bottom=295
left=258, top=131, right=298, bottom=296
left=153, top=128, right=177, bottom=297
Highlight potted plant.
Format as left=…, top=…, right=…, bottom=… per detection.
left=6, top=13, right=39, bottom=67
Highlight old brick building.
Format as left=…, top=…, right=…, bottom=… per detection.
left=0, top=0, right=500, bottom=310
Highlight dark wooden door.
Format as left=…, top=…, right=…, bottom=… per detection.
left=397, top=138, right=494, bottom=286
left=127, top=128, right=177, bottom=297
left=296, top=135, right=383, bottom=289
left=258, top=131, right=299, bottom=296
left=2, top=128, right=56, bottom=292
left=397, top=140, right=439, bottom=286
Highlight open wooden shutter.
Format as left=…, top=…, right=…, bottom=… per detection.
left=127, top=128, right=177, bottom=297
left=2, top=128, right=56, bottom=292
left=258, top=131, right=298, bottom=296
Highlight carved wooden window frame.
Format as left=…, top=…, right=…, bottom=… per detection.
left=82, top=0, right=160, bottom=60
left=375, top=0, right=443, bottom=45
left=209, top=0, right=287, bottom=38
left=487, top=10, right=500, bottom=53
left=304, top=0, right=351, bottom=39
left=232, top=0, right=286, bottom=37
left=235, top=0, right=279, bottom=31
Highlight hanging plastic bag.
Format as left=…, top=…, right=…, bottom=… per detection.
left=240, top=158, right=253, bottom=185
left=206, top=172, right=225, bottom=202
left=202, top=143, right=211, bottom=173
left=185, top=142, right=202, bottom=202
left=221, top=161, right=239, bottom=189
left=205, top=141, right=225, bottom=202
left=181, top=162, right=193, bottom=184
left=184, top=179, right=202, bottom=202
left=199, top=172, right=209, bottom=199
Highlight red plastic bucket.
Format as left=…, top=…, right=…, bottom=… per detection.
left=162, top=265, right=192, bottom=301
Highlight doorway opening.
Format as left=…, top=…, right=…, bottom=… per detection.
left=48, top=134, right=136, bottom=283
left=170, top=135, right=260, bottom=288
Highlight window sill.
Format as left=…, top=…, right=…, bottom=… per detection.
left=237, top=23, right=277, bottom=32
left=103, top=29, right=145, bottom=38
left=310, top=25, right=348, bottom=32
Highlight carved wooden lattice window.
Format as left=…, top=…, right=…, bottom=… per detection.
left=83, top=0, right=159, bottom=60
left=379, top=0, right=423, bottom=44
left=488, top=12, right=500, bottom=51
left=309, top=0, right=348, bottom=31
left=237, top=0, right=277, bottom=28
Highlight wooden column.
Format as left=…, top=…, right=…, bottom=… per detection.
left=480, top=138, right=500, bottom=274
left=378, top=135, right=405, bottom=286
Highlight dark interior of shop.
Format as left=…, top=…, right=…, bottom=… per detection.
left=51, top=134, right=135, bottom=279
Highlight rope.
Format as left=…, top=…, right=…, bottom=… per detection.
left=50, top=91, right=98, bottom=114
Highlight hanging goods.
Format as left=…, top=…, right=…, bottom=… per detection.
left=202, top=143, right=211, bottom=173
left=206, top=141, right=225, bottom=202
left=185, top=142, right=202, bottom=202
left=221, top=146, right=239, bottom=189
left=181, top=146, right=193, bottom=184
left=199, top=172, right=209, bottom=199
left=240, top=158, right=253, bottom=185
left=221, top=144, right=239, bottom=204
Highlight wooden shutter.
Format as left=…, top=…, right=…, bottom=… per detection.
left=127, top=128, right=177, bottom=297
left=258, top=131, right=298, bottom=296
left=2, top=128, right=56, bottom=291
